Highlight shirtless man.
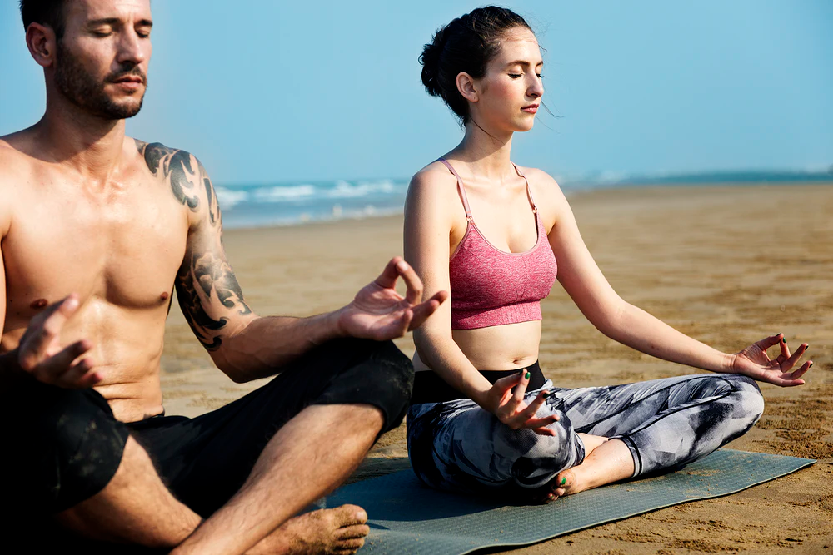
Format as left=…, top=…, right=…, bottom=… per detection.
left=0, top=1, right=446, bottom=553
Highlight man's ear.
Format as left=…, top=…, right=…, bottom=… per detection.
left=26, top=23, right=58, bottom=69
left=455, top=72, right=479, bottom=104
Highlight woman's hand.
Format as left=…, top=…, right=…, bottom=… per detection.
left=481, top=371, right=560, bottom=435
left=731, top=333, right=812, bottom=387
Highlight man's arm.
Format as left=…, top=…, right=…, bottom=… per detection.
left=137, top=141, right=445, bottom=384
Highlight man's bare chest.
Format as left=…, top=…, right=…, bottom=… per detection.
left=3, top=179, right=188, bottom=322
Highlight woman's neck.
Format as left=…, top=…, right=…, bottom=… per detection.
left=449, top=120, right=515, bottom=181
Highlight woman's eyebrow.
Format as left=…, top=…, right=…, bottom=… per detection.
left=504, top=60, right=545, bottom=68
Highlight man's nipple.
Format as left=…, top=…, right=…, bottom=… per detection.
left=30, top=299, right=48, bottom=310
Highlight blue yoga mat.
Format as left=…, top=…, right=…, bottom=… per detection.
left=329, top=449, right=814, bottom=555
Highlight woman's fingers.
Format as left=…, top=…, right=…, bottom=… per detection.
left=757, top=333, right=783, bottom=353
left=493, top=372, right=523, bottom=395
left=782, top=343, right=808, bottom=370
left=788, top=360, right=812, bottom=381
left=513, top=370, right=531, bottom=403
left=778, top=334, right=792, bottom=362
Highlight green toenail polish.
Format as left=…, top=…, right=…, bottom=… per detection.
left=525, top=372, right=531, bottom=380
left=561, top=477, right=566, bottom=485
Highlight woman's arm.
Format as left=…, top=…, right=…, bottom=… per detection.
left=405, top=168, right=495, bottom=404
left=404, top=167, right=557, bottom=429
left=535, top=170, right=810, bottom=385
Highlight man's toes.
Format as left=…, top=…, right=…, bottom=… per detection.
left=336, top=536, right=366, bottom=551
left=337, top=523, right=370, bottom=540
left=331, top=504, right=368, bottom=526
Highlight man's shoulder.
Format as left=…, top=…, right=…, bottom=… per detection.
left=0, top=134, right=34, bottom=197
left=131, top=137, right=209, bottom=179
left=0, top=139, right=24, bottom=236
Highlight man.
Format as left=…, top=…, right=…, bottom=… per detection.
left=0, top=0, right=446, bottom=553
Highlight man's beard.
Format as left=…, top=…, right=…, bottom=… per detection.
left=54, top=41, right=147, bottom=120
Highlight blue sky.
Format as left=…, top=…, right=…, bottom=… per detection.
left=1, top=0, right=831, bottom=183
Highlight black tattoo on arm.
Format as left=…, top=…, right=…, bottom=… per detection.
left=136, top=140, right=200, bottom=210
left=135, top=139, right=252, bottom=351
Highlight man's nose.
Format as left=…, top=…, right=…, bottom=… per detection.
left=116, top=30, right=146, bottom=65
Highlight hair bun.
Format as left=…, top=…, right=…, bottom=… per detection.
left=419, top=25, right=450, bottom=97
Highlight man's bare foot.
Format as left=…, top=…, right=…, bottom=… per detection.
left=251, top=504, right=370, bottom=555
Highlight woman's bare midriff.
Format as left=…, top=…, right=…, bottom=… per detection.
left=413, top=320, right=542, bottom=372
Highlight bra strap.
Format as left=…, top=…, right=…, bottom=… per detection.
left=438, top=158, right=473, bottom=221
left=511, top=162, right=537, bottom=213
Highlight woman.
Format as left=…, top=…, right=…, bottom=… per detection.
left=404, top=6, right=811, bottom=502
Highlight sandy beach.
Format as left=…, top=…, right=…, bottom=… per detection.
left=160, top=184, right=833, bottom=554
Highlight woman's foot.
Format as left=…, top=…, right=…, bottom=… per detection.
left=578, top=433, right=609, bottom=454
left=544, top=438, right=635, bottom=503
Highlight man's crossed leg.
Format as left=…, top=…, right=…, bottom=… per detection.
left=5, top=338, right=411, bottom=554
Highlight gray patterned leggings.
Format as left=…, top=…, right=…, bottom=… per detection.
left=407, top=373, right=764, bottom=494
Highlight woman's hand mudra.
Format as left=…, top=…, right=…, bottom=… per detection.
left=731, top=333, right=812, bottom=387
left=484, top=371, right=560, bottom=435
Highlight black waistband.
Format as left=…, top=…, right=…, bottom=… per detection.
left=411, top=361, right=545, bottom=404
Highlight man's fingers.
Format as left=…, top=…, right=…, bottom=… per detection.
left=406, top=292, right=447, bottom=331
left=45, top=339, right=92, bottom=373
left=394, top=259, right=424, bottom=306
left=19, top=295, right=81, bottom=370
left=43, top=294, right=81, bottom=331
left=60, top=359, right=100, bottom=389
left=374, top=258, right=403, bottom=290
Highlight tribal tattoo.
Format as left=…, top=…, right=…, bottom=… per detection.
left=136, top=139, right=251, bottom=351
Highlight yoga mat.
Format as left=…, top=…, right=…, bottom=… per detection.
left=329, top=449, right=814, bottom=555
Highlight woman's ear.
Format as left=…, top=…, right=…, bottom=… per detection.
left=456, top=72, right=479, bottom=104
left=26, top=22, right=58, bottom=69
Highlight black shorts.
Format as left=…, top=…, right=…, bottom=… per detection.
left=0, top=338, right=412, bottom=520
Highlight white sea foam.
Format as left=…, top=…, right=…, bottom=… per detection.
left=253, top=184, right=316, bottom=201
left=325, top=179, right=398, bottom=198
left=214, top=186, right=249, bottom=209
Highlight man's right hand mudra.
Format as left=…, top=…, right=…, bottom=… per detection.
left=16, top=294, right=100, bottom=389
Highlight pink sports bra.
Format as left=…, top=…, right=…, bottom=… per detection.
left=439, top=159, right=558, bottom=330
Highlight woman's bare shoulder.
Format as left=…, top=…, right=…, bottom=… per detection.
left=409, top=161, right=460, bottom=201
left=517, top=166, right=567, bottom=201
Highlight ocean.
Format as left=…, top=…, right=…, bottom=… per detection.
left=215, top=170, right=832, bottom=229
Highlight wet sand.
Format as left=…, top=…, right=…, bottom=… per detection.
left=160, top=184, right=833, bottom=553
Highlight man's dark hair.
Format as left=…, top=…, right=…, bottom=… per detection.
left=20, top=0, right=67, bottom=40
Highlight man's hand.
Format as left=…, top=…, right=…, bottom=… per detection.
left=480, top=371, right=560, bottom=435
left=336, top=257, right=448, bottom=341
left=16, top=294, right=100, bottom=389
left=731, top=333, right=811, bottom=387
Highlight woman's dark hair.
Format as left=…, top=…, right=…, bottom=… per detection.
left=20, top=0, right=67, bottom=40
left=420, top=6, right=532, bottom=124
